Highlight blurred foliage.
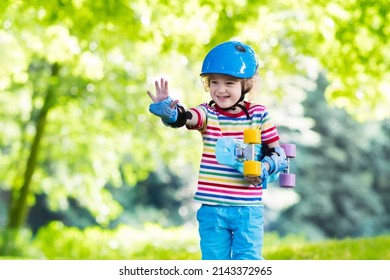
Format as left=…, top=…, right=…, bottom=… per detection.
left=108, top=165, right=197, bottom=228
left=269, top=75, right=390, bottom=240
left=33, top=221, right=201, bottom=260
left=0, top=228, right=42, bottom=258
left=1, top=0, right=390, bottom=257
left=23, top=165, right=197, bottom=233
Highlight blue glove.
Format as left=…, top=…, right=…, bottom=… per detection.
left=149, top=96, right=178, bottom=123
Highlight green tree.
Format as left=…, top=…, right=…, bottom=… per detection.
left=270, top=75, right=387, bottom=239
left=367, top=120, right=390, bottom=233
left=1, top=0, right=390, bottom=254
left=282, top=0, right=390, bottom=120
left=0, top=0, right=203, bottom=253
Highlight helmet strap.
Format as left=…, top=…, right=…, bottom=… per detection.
left=208, top=81, right=251, bottom=119
left=208, top=93, right=250, bottom=119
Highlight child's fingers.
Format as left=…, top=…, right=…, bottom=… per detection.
left=244, top=176, right=262, bottom=185
left=163, top=79, right=169, bottom=92
left=148, top=78, right=171, bottom=103
left=155, top=80, right=161, bottom=92
left=147, top=90, right=156, bottom=102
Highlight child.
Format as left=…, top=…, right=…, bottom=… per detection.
left=147, top=41, right=287, bottom=260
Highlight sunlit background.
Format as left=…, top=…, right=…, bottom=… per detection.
left=1, top=0, right=389, bottom=259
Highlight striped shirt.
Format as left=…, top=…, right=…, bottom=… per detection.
left=187, top=101, right=279, bottom=206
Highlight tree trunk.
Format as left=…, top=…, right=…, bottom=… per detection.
left=1, top=63, right=59, bottom=255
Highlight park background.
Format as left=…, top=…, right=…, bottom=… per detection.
left=1, top=0, right=390, bottom=259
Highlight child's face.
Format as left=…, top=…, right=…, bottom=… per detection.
left=209, top=74, right=242, bottom=110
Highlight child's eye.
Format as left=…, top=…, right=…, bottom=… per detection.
left=226, top=81, right=237, bottom=85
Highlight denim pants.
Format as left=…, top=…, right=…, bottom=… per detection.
left=196, top=204, right=264, bottom=260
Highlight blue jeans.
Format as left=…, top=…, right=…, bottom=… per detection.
left=196, top=204, right=264, bottom=260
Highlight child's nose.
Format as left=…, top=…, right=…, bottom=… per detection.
left=218, top=84, right=227, bottom=92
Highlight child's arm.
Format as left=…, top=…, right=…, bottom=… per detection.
left=264, top=141, right=286, bottom=170
left=147, top=78, right=204, bottom=128
left=260, top=141, right=288, bottom=180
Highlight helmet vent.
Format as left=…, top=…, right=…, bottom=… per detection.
left=235, top=45, right=246, bottom=52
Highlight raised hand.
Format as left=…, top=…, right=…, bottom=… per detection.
left=147, top=78, right=180, bottom=122
left=147, top=78, right=179, bottom=108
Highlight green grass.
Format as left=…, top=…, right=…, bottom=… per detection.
left=264, top=235, right=390, bottom=260
left=1, top=222, right=390, bottom=260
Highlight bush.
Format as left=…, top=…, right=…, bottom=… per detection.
left=33, top=221, right=201, bottom=260
left=0, top=228, right=43, bottom=258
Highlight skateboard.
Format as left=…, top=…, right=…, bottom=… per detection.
left=215, top=128, right=296, bottom=189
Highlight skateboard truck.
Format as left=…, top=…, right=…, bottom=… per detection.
left=242, top=128, right=262, bottom=177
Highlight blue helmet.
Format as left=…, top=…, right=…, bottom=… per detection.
left=200, top=41, right=258, bottom=78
